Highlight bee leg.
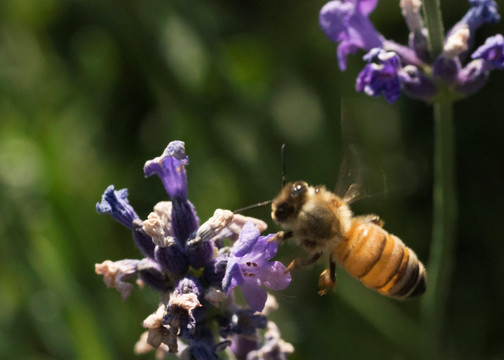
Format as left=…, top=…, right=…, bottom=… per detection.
left=318, top=256, right=336, bottom=296
left=358, top=214, right=384, bottom=227
left=269, top=230, right=293, bottom=243
left=285, top=251, right=322, bottom=274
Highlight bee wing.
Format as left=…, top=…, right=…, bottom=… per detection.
left=335, top=146, right=387, bottom=204
left=342, top=182, right=365, bottom=204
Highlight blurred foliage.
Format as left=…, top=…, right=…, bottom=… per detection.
left=0, top=0, right=503, bottom=359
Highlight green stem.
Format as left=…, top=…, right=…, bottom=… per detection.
left=421, top=99, right=457, bottom=358
left=422, top=0, right=445, bottom=57
left=419, top=1, right=457, bottom=357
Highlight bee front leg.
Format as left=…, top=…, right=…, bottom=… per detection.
left=285, top=251, right=322, bottom=274
left=269, top=230, right=293, bottom=244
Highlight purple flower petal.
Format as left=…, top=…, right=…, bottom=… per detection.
left=433, top=56, right=461, bottom=84
left=223, top=222, right=291, bottom=311
left=144, top=141, right=189, bottom=200
left=399, top=65, right=437, bottom=101
left=232, top=222, right=260, bottom=257
left=358, top=0, right=378, bottom=16
left=154, top=239, right=189, bottom=276
left=463, top=0, right=500, bottom=30
left=171, top=198, right=199, bottom=245
left=260, top=261, right=292, bottom=291
left=132, top=225, right=156, bottom=259
left=472, top=33, right=504, bottom=69
left=240, top=279, right=268, bottom=312
left=320, top=0, right=384, bottom=70
left=222, top=260, right=245, bottom=294
left=455, top=59, right=490, bottom=95
left=144, top=141, right=199, bottom=244
left=96, top=185, right=139, bottom=229
left=446, top=0, right=500, bottom=52
left=186, top=235, right=215, bottom=269
left=255, top=234, right=278, bottom=262
left=356, top=49, right=403, bottom=103
left=137, top=258, right=169, bottom=292
left=230, top=336, right=259, bottom=359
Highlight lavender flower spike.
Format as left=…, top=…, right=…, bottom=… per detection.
left=222, top=222, right=291, bottom=312
left=319, top=0, right=384, bottom=70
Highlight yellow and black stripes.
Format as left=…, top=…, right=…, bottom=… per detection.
left=336, top=221, right=426, bottom=299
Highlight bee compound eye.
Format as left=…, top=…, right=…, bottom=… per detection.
left=291, top=182, right=306, bottom=197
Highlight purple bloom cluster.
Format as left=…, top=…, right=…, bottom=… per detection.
left=320, top=0, right=503, bottom=102
left=96, top=141, right=293, bottom=359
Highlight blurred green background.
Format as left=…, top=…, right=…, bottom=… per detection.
left=1, top=0, right=503, bottom=359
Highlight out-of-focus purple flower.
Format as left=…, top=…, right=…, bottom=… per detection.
left=231, top=336, right=259, bottom=359
left=400, top=0, right=430, bottom=62
left=145, top=141, right=199, bottom=245
left=433, top=57, right=461, bottom=84
left=472, top=34, right=504, bottom=69
left=459, top=0, right=500, bottom=32
left=221, top=309, right=268, bottom=337
left=179, top=327, right=231, bottom=360
left=399, top=65, right=437, bottom=101
left=222, top=222, right=291, bottom=312
left=446, top=0, right=500, bottom=54
left=246, top=321, right=294, bottom=360
left=356, top=48, right=402, bottom=103
left=455, top=59, right=490, bottom=95
left=319, top=0, right=384, bottom=70
left=221, top=309, right=268, bottom=358
left=97, top=185, right=155, bottom=258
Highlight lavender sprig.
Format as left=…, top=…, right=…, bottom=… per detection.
left=320, top=0, right=502, bottom=102
left=317, top=1, right=500, bottom=359
left=95, top=140, right=293, bottom=359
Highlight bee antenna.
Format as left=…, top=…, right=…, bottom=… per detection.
left=281, top=143, right=287, bottom=187
left=233, top=200, right=273, bottom=214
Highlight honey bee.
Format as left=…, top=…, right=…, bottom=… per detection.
left=271, top=180, right=426, bottom=299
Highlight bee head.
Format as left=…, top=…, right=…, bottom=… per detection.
left=271, top=181, right=308, bottom=223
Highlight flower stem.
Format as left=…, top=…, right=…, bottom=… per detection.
left=422, top=0, right=445, bottom=57
left=421, top=98, right=457, bottom=358
left=419, top=1, right=457, bottom=356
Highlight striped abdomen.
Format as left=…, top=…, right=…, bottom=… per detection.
left=335, top=220, right=426, bottom=299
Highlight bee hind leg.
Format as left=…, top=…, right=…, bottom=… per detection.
left=318, top=255, right=336, bottom=296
